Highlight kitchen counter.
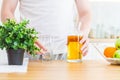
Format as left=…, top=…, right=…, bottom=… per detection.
left=0, top=60, right=120, bottom=80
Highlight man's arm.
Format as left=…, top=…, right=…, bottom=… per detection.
left=75, top=0, right=92, bottom=56
left=75, top=0, right=91, bottom=35
left=1, top=0, right=18, bottom=22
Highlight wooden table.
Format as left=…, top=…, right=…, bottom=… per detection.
left=0, top=60, right=120, bottom=80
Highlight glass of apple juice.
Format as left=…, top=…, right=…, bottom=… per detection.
left=67, top=35, right=83, bottom=62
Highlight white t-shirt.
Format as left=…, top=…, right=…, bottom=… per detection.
left=19, top=0, right=77, bottom=54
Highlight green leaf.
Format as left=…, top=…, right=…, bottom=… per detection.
left=5, top=37, right=12, bottom=43
left=13, top=41, right=18, bottom=46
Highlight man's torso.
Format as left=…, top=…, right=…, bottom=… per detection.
left=19, top=0, right=76, bottom=36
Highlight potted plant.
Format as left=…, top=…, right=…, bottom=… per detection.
left=0, top=19, right=40, bottom=65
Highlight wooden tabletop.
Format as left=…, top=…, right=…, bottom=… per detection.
left=0, top=60, right=120, bottom=80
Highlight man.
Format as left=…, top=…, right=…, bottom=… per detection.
left=1, top=0, right=91, bottom=59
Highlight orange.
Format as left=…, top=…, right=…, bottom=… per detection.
left=104, top=47, right=117, bottom=58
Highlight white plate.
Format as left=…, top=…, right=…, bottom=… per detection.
left=92, top=43, right=120, bottom=65
left=106, top=58, right=120, bottom=65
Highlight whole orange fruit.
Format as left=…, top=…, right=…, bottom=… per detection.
left=104, top=47, right=117, bottom=58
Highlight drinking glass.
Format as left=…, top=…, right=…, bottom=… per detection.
left=67, top=35, right=83, bottom=62
left=39, top=35, right=53, bottom=61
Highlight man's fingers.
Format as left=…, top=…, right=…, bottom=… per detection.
left=36, top=49, right=47, bottom=54
left=35, top=40, right=47, bottom=51
left=80, top=36, right=86, bottom=44
left=82, top=49, right=88, bottom=56
left=80, top=36, right=89, bottom=56
left=34, top=40, right=48, bottom=54
left=81, top=39, right=89, bottom=51
left=81, top=45, right=88, bottom=56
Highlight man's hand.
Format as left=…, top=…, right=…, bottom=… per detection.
left=35, top=40, right=47, bottom=54
left=80, top=34, right=89, bottom=56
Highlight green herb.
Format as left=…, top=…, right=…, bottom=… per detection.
left=0, top=19, right=40, bottom=56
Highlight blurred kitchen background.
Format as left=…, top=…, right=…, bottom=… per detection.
left=89, top=0, right=120, bottom=39
left=0, top=0, right=120, bottom=39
